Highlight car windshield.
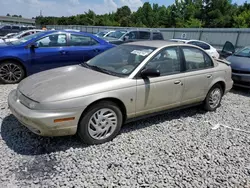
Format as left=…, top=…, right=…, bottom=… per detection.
left=84, top=45, right=156, bottom=77
left=11, top=32, right=44, bottom=45
left=13, top=30, right=27, bottom=38
left=106, top=30, right=126, bottom=39
left=234, top=47, right=250, bottom=58
left=96, top=31, right=107, bottom=37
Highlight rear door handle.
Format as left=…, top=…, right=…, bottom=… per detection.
left=207, top=74, right=212, bottom=78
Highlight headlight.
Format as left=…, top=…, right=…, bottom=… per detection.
left=18, top=90, right=39, bottom=109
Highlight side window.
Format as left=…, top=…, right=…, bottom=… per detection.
left=70, top=34, right=98, bottom=46
left=4, top=26, right=11, bottom=30
left=21, top=32, right=30, bottom=37
left=188, top=41, right=210, bottom=50
left=182, top=47, right=213, bottom=71
left=126, top=31, right=138, bottom=39
left=146, top=47, right=181, bottom=75
left=139, top=31, right=150, bottom=39
left=153, top=32, right=164, bottom=40
left=36, top=34, right=67, bottom=47
left=12, top=26, right=20, bottom=30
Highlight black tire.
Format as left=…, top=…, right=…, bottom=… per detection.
left=77, top=101, right=123, bottom=145
left=204, top=84, right=223, bottom=111
left=0, top=61, right=25, bottom=84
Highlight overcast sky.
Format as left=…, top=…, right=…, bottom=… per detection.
left=1, top=0, right=249, bottom=18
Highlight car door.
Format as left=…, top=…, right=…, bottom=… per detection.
left=220, top=41, right=235, bottom=59
left=29, top=33, right=72, bottom=73
left=66, top=34, right=105, bottom=63
left=135, top=46, right=185, bottom=116
left=180, top=46, right=215, bottom=105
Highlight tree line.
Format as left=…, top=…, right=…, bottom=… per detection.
left=35, top=0, right=250, bottom=28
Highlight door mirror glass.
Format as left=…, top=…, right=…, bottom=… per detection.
left=141, top=68, right=160, bottom=78
left=124, top=35, right=129, bottom=41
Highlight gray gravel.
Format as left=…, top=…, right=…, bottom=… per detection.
left=0, top=84, right=250, bottom=188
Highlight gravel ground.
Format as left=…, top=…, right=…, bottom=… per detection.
left=0, top=84, right=250, bottom=188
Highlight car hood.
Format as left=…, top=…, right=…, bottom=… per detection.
left=4, top=38, right=18, bottom=42
left=18, top=65, right=131, bottom=102
left=227, top=55, right=250, bottom=71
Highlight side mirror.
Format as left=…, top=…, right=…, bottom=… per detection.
left=30, top=43, right=38, bottom=48
left=124, top=35, right=129, bottom=41
left=141, top=68, right=160, bottom=78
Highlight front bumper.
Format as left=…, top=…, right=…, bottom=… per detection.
left=8, top=90, right=83, bottom=137
left=232, top=73, right=250, bottom=88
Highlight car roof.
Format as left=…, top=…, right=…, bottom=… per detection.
left=40, top=30, right=90, bottom=35
left=124, top=40, right=180, bottom=48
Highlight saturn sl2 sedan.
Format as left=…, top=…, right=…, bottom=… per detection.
left=8, top=41, right=233, bottom=145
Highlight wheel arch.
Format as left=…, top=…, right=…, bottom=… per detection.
left=0, top=58, right=27, bottom=77
left=78, top=97, right=127, bottom=125
left=208, top=79, right=226, bottom=95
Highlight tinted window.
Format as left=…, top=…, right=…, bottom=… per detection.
left=153, top=32, right=164, bottom=40
left=36, top=34, right=67, bottom=47
left=188, top=41, right=210, bottom=50
left=146, top=47, right=181, bottom=75
left=21, top=32, right=31, bottom=38
left=70, top=34, right=98, bottom=46
left=182, top=47, right=213, bottom=71
left=139, top=31, right=150, bottom=39
left=12, top=26, right=20, bottom=30
left=125, top=31, right=138, bottom=39
left=21, top=27, right=27, bottom=30
left=3, top=26, right=11, bottom=29
left=234, top=47, right=250, bottom=57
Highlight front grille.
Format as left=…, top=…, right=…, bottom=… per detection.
left=232, top=69, right=250, bottom=74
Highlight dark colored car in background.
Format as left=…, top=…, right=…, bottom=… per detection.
left=101, top=29, right=164, bottom=45
left=220, top=41, right=250, bottom=88
left=0, top=30, right=114, bottom=84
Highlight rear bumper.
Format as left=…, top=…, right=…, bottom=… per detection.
left=8, top=90, right=82, bottom=137
left=232, top=73, right=250, bottom=88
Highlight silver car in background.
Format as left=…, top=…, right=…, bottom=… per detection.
left=8, top=41, right=233, bottom=145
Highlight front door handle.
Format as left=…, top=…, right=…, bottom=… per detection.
left=207, top=74, right=212, bottom=78
left=174, top=80, right=181, bottom=85
left=60, top=51, right=68, bottom=55
left=93, top=49, right=100, bottom=53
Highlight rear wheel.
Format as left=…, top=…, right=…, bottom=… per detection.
left=78, top=101, right=123, bottom=145
left=0, top=61, right=25, bottom=84
left=204, top=84, right=223, bottom=111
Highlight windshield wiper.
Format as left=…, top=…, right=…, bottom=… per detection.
left=89, top=65, right=116, bottom=75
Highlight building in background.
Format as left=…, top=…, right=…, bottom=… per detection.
left=0, top=16, right=35, bottom=26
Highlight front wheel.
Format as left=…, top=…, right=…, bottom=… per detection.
left=204, top=84, right=223, bottom=111
left=0, top=61, right=25, bottom=84
left=77, top=101, right=123, bottom=145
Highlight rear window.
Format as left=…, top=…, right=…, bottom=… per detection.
left=153, top=32, right=163, bottom=40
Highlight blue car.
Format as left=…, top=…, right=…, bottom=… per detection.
left=0, top=30, right=114, bottom=84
